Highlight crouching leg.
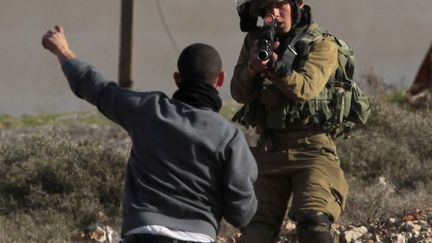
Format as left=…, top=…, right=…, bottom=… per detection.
left=296, top=212, right=338, bottom=243
left=238, top=222, right=279, bottom=243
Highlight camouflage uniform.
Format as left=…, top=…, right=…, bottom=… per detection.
left=231, top=11, right=349, bottom=243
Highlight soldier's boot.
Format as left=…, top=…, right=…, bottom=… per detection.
left=238, top=222, right=279, bottom=243
left=296, top=212, right=338, bottom=243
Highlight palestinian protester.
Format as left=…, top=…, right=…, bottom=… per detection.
left=42, top=26, right=257, bottom=243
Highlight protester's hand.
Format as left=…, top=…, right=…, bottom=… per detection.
left=42, top=25, right=76, bottom=64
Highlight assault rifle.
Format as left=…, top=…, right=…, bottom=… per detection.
left=256, top=14, right=277, bottom=62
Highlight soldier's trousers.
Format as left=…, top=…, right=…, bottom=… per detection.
left=239, top=131, right=349, bottom=243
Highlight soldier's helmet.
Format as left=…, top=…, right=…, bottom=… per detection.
left=235, top=0, right=304, bottom=31
left=235, top=0, right=259, bottom=32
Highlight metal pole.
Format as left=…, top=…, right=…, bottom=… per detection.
left=119, top=0, right=135, bottom=88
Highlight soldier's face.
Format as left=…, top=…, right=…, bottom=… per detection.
left=264, top=0, right=293, bottom=34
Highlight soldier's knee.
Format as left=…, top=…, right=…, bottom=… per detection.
left=239, top=222, right=279, bottom=243
left=296, top=213, right=337, bottom=243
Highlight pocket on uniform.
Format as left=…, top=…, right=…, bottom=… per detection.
left=330, top=187, right=344, bottom=208
left=260, top=87, right=283, bottom=106
left=330, top=176, right=349, bottom=209
left=251, top=147, right=290, bottom=174
left=304, top=134, right=337, bottom=157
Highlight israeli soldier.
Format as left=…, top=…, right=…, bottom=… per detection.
left=231, top=0, right=370, bottom=242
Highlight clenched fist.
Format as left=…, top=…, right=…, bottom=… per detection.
left=42, top=25, right=76, bottom=64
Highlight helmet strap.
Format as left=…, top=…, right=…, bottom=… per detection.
left=290, top=0, right=302, bottom=28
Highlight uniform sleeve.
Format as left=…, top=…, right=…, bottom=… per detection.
left=272, top=37, right=338, bottom=101
left=221, top=129, right=258, bottom=228
left=231, top=33, right=261, bottom=104
left=61, top=59, right=144, bottom=130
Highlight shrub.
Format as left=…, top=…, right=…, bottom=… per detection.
left=0, top=123, right=128, bottom=241
left=337, top=97, right=432, bottom=189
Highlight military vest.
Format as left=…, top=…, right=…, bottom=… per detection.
left=232, top=24, right=371, bottom=138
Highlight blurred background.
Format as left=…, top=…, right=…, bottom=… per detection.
left=1, top=0, right=432, bottom=115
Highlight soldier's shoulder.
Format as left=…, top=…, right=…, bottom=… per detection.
left=304, top=23, right=338, bottom=47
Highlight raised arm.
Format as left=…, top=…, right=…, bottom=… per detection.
left=42, top=25, right=145, bottom=130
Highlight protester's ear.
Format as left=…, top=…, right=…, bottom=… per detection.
left=173, top=72, right=182, bottom=87
left=215, top=71, right=225, bottom=88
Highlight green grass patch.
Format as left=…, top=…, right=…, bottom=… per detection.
left=0, top=110, right=113, bottom=129
left=0, top=103, right=241, bottom=130
left=386, top=90, right=407, bottom=104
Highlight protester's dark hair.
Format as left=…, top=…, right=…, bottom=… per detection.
left=177, top=43, right=222, bottom=83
